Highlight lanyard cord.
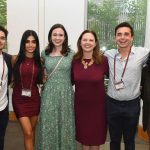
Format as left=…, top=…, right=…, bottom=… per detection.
left=0, top=55, right=5, bottom=86
left=20, top=61, right=35, bottom=90
left=114, top=48, right=131, bottom=82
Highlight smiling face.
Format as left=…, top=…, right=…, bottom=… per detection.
left=80, top=32, right=96, bottom=54
left=25, top=35, right=36, bottom=57
left=51, top=28, right=65, bottom=48
left=0, top=31, right=6, bottom=53
left=115, top=27, right=133, bottom=49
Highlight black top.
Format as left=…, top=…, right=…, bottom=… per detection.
left=3, top=52, right=12, bottom=85
left=141, top=65, right=150, bottom=131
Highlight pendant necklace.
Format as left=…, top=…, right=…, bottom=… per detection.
left=82, top=58, right=94, bottom=69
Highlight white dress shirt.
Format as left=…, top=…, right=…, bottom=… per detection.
left=0, top=54, right=8, bottom=111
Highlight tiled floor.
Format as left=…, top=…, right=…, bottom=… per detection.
left=4, top=121, right=149, bottom=150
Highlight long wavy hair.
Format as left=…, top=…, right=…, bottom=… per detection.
left=45, top=23, right=70, bottom=56
left=13, top=30, right=42, bottom=84
left=73, top=30, right=104, bottom=64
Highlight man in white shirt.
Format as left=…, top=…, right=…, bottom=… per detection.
left=104, top=22, right=149, bottom=150
left=0, top=25, right=12, bottom=150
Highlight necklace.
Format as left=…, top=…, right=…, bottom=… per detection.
left=82, top=58, right=94, bottom=69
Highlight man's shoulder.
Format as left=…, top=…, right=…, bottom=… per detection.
left=104, top=49, right=116, bottom=57
left=2, top=52, right=12, bottom=59
left=133, top=46, right=150, bottom=53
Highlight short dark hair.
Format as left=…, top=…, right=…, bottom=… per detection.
left=115, top=22, right=134, bottom=36
left=0, top=25, right=8, bottom=38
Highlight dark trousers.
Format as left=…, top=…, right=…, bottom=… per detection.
left=0, top=106, right=8, bottom=150
left=107, top=96, right=140, bottom=150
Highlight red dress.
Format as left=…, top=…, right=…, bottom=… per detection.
left=71, top=57, right=108, bottom=145
left=12, top=57, right=40, bottom=118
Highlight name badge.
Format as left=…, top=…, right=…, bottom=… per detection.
left=21, top=89, right=31, bottom=97
left=115, top=81, right=125, bottom=90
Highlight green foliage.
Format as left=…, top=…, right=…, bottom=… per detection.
left=120, top=0, right=147, bottom=46
left=0, top=0, right=7, bottom=26
left=88, top=0, right=119, bottom=49
left=88, top=0, right=147, bottom=49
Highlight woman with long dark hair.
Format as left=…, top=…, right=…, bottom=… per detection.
left=12, top=30, right=42, bottom=150
left=36, top=24, right=76, bottom=150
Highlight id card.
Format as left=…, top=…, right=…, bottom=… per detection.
left=115, top=81, right=125, bottom=90
left=21, top=89, right=31, bottom=97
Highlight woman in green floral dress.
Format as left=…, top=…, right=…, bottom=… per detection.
left=36, top=24, right=76, bottom=150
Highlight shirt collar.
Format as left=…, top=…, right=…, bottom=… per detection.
left=116, top=45, right=135, bottom=56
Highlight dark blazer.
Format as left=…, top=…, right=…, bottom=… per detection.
left=2, top=52, right=12, bottom=104
left=141, top=65, right=150, bottom=131
left=2, top=52, right=12, bottom=86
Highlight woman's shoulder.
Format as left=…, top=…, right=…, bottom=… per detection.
left=11, top=55, right=18, bottom=67
left=100, top=53, right=108, bottom=64
left=68, top=49, right=75, bottom=56
left=72, top=58, right=80, bottom=65
left=102, top=54, right=108, bottom=60
left=41, top=50, right=46, bottom=57
left=69, top=49, right=75, bottom=53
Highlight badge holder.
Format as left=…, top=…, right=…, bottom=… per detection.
left=21, top=89, right=31, bottom=97
left=115, top=81, right=125, bottom=90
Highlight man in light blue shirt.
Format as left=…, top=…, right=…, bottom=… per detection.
left=104, top=22, right=149, bottom=150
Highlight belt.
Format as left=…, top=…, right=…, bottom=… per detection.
left=107, top=95, right=140, bottom=103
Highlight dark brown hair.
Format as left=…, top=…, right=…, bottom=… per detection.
left=0, top=25, right=8, bottom=39
left=45, top=23, right=70, bottom=56
left=115, top=22, right=134, bottom=36
left=73, top=30, right=103, bottom=64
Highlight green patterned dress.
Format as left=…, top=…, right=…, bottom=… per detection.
left=36, top=50, right=76, bottom=150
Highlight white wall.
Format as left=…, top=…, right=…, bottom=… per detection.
left=7, top=0, right=86, bottom=110
left=7, top=0, right=86, bottom=55
left=44, top=0, right=87, bottom=50
left=7, top=0, right=39, bottom=55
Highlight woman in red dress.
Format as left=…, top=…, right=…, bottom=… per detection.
left=12, top=30, right=42, bottom=150
left=72, top=30, right=108, bottom=150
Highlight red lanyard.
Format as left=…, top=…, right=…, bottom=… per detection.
left=0, top=55, right=5, bottom=86
left=114, top=49, right=131, bottom=82
left=20, top=61, right=35, bottom=90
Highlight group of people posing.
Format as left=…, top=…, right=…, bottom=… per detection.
left=0, top=21, right=150, bottom=150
